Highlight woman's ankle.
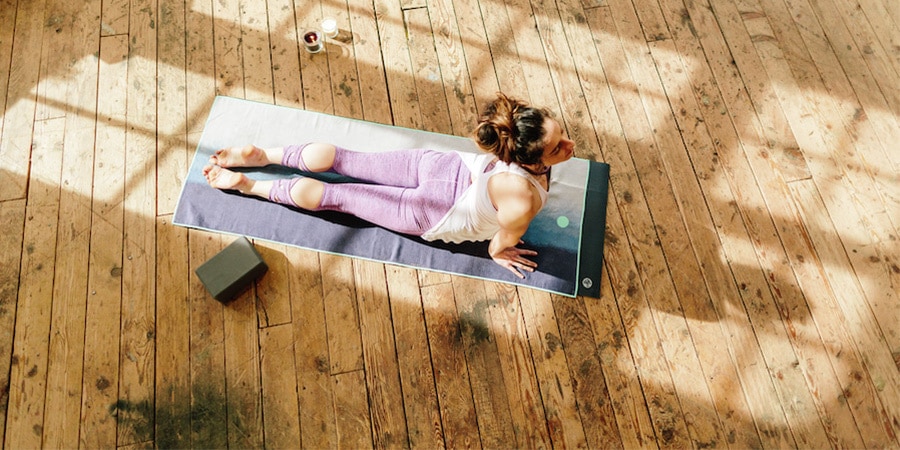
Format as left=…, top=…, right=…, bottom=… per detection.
left=263, top=146, right=285, bottom=165
left=237, top=176, right=258, bottom=195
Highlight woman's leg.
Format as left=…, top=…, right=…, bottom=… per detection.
left=280, top=144, right=432, bottom=188
left=315, top=183, right=448, bottom=235
left=211, top=143, right=337, bottom=172
left=315, top=150, right=471, bottom=234
left=203, top=164, right=447, bottom=235
left=211, top=143, right=423, bottom=188
left=202, top=165, right=324, bottom=210
left=281, top=143, right=335, bottom=172
left=330, top=147, right=428, bottom=187
left=205, top=146, right=470, bottom=235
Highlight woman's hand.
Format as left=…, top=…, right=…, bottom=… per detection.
left=491, top=241, right=538, bottom=279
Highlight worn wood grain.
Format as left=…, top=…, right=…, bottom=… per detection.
left=582, top=7, right=693, bottom=447
left=158, top=0, right=190, bottom=215
left=34, top=0, right=76, bottom=121
left=518, top=288, right=587, bottom=448
left=777, top=0, right=900, bottom=381
left=589, top=3, right=730, bottom=446
left=4, top=117, right=66, bottom=449
left=295, top=2, right=330, bottom=112
left=452, top=277, right=516, bottom=447
left=0, top=0, right=45, bottom=201
left=188, top=230, right=228, bottom=448
left=100, top=0, right=129, bottom=36
left=0, top=198, right=25, bottom=447
left=254, top=242, right=293, bottom=327
left=348, top=0, right=392, bottom=122
left=259, top=323, right=302, bottom=448
left=552, top=294, right=622, bottom=447
left=223, top=282, right=263, bottom=448
left=41, top=1, right=101, bottom=446
left=288, top=247, right=337, bottom=448
left=354, top=260, right=409, bottom=448
left=790, top=180, right=900, bottom=446
left=826, top=0, right=900, bottom=115
left=212, top=0, right=244, bottom=98
left=325, top=0, right=364, bottom=120
left=484, top=283, right=552, bottom=448
left=185, top=0, right=216, bottom=133
left=374, top=0, right=423, bottom=130
left=791, top=0, right=900, bottom=226
left=386, top=265, right=443, bottom=448
left=154, top=216, right=191, bottom=449
left=320, top=238, right=364, bottom=375
left=267, top=0, right=303, bottom=108
left=117, top=0, right=158, bottom=444
left=406, top=8, right=454, bottom=136
left=584, top=270, right=659, bottom=449
left=753, top=0, right=900, bottom=443
left=667, top=0, right=849, bottom=446
left=79, top=35, right=130, bottom=447
left=9, top=118, right=66, bottom=447
left=332, top=370, right=374, bottom=448
left=0, top=0, right=16, bottom=135
left=446, top=0, right=500, bottom=107
left=737, top=1, right=897, bottom=446
left=421, top=282, right=481, bottom=448
left=240, top=0, right=275, bottom=103
left=426, top=0, right=478, bottom=136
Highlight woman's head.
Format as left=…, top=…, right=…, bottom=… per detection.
left=474, top=93, right=554, bottom=166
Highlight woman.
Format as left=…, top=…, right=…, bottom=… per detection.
left=203, top=93, right=576, bottom=278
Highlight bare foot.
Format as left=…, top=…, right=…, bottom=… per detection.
left=203, top=164, right=254, bottom=192
left=209, top=145, right=270, bottom=168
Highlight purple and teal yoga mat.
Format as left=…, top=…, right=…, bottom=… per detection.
left=173, top=96, right=609, bottom=297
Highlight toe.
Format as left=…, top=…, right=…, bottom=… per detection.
left=210, top=149, right=229, bottom=166
left=206, top=165, right=223, bottom=183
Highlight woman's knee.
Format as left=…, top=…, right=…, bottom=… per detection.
left=289, top=177, right=325, bottom=209
left=302, top=143, right=336, bottom=172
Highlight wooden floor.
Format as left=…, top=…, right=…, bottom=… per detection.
left=1, top=0, right=898, bottom=447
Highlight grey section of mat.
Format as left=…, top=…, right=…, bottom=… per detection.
left=174, top=96, right=609, bottom=297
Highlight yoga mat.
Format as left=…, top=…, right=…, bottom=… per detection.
left=173, top=96, right=609, bottom=297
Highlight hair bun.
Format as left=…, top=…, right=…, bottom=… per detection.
left=474, top=93, right=549, bottom=165
left=474, top=93, right=521, bottom=161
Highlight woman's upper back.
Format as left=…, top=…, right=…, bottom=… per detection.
left=420, top=153, right=547, bottom=243
left=482, top=158, right=548, bottom=212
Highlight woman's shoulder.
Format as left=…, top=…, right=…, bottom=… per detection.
left=488, top=160, right=549, bottom=191
left=487, top=172, right=543, bottom=213
left=488, top=170, right=532, bottom=189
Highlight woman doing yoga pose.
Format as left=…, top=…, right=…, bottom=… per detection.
left=203, top=93, right=576, bottom=278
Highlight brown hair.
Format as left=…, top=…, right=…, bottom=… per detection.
left=473, top=93, right=551, bottom=165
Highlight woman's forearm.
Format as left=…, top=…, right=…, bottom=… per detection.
left=488, top=228, right=522, bottom=256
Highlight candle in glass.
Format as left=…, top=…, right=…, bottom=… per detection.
left=302, top=30, right=323, bottom=53
left=321, top=18, right=338, bottom=38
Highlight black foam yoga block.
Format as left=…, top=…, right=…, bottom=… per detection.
left=195, top=236, right=268, bottom=302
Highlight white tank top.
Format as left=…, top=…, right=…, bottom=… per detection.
left=421, top=152, right=549, bottom=243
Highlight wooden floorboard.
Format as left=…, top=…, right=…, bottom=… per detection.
left=1, top=0, right=898, bottom=447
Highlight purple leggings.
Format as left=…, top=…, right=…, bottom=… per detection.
left=270, top=144, right=471, bottom=236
